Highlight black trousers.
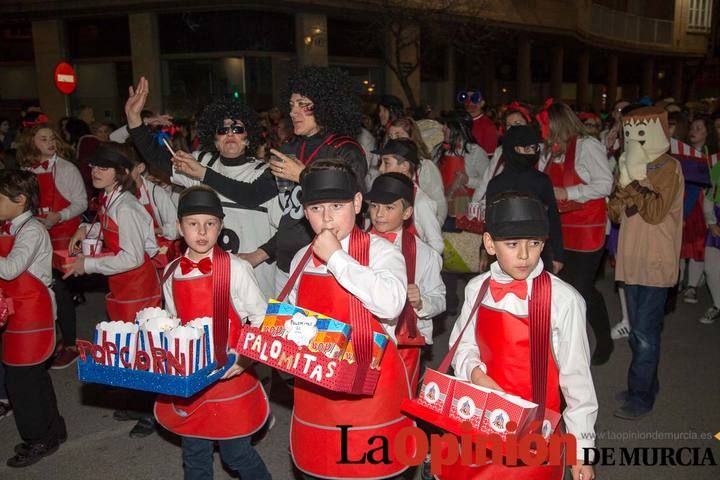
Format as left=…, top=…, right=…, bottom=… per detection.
left=4, top=361, right=66, bottom=444
left=558, top=248, right=612, bottom=354
left=52, top=270, right=77, bottom=345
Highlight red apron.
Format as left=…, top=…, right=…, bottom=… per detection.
left=291, top=238, right=415, bottom=479
left=439, top=305, right=563, bottom=480
left=154, top=272, right=269, bottom=439
left=439, top=154, right=476, bottom=197
left=137, top=184, right=179, bottom=269
left=36, top=166, right=81, bottom=252
left=0, top=223, right=55, bottom=366
left=544, top=137, right=607, bottom=252
left=100, top=213, right=161, bottom=322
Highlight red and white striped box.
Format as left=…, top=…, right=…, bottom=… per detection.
left=479, top=391, right=537, bottom=440
left=448, top=381, right=491, bottom=430
left=541, top=408, right=562, bottom=439
left=416, top=369, right=456, bottom=415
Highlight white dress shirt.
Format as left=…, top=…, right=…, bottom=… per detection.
left=27, top=155, right=88, bottom=222
left=539, top=136, right=613, bottom=203
left=385, top=229, right=446, bottom=344
left=449, top=260, right=598, bottom=458
left=138, top=176, right=178, bottom=240
left=171, top=152, right=281, bottom=299
left=164, top=252, right=267, bottom=328
left=83, top=190, right=158, bottom=276
left=0, top=211, right=56, bottom=317
left=289, top=234, right=407, bottom=322
left=414, top=186, right=445, bottom=254
left=418, top=159, right=447, bottom=225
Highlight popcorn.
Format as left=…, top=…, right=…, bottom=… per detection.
left=163, top=325, right=204, bottom=376
left=187, top=317, right=214, bottom=366
left=340, top=331, right=388, bottom=368
left=94, top=320, right=139, bottom=369
left=307, top=319, right=351, bottom=359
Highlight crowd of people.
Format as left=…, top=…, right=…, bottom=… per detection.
left=0, top=64, right=718, bottom=480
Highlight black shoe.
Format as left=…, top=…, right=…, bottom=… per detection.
left=113, top=409, right=145, bottom=422
left=15, top=431, right=67, bottom=456
left=591, top=343, right=614, bottom=366
left=614, top=402, right=652, bottom=420
left=251, top=415, right=276, bottom=446
left=129, top=417, right=155, bottom=438
left=7, top=440, right=59, bottom=468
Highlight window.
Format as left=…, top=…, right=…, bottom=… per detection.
left=688, top=0, right=714, bottom=32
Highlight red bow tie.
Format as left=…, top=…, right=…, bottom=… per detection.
left=311, top=253, right=325, bottom=268
left=489, top=279, right=528, bottom=302
left=180, top=256, right=212, bottom=275
left=370, top=228, right=398, bottom=243
left=33, top=160, right=50, bottom=170
left=0, top=223, right=11, bottom=235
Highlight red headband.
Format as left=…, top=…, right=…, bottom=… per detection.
left=507, top=101, right=532, bottom=123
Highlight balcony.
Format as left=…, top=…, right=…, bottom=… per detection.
left=589, top=3, right=673, bottom=46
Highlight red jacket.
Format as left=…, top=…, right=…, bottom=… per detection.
left=472, top=114, right=498, bottom=156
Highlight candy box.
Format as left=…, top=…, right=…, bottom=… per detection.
left=415, top=369, right=456, bottom=414
left=448, top=381, right=491, bottom=430
left=53, top=249, right=112, bottom=270
left=307, top=319, right=351, bottom=359
left=480, top=391, right=537, bottom=440
left=540, top=408, right=562, bottom=439
left=238, top=300, right=381, bottom=396
left=340, top=331, right=388, bottom=368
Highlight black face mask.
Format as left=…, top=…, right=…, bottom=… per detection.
left=505, top=148, right=540, bottom=170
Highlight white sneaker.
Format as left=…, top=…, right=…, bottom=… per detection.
left=699, top=306, right=720, bottom=324
left=683, top=287, right=698, bottom=304
left=611, top=320, right=631, bottom=340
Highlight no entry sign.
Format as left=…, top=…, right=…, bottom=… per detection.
left=54, top=62, right=77, bottom=95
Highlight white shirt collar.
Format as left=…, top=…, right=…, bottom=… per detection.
left=489, top=259, right=544, bottom=284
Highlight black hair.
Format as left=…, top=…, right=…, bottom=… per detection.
left=436, top=110, right=477, bottom=162
left=286, top=66, right=362, bottom=137
left=196, top=98, right=261, bottom=155
left=0, top=169, right=39, bottom=214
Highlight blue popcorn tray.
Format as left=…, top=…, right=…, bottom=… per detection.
left=77, top=354, right=235, bottom=398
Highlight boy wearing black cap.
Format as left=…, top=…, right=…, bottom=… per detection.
left=154, top=185, right=271, bottom=480
left=285, top=159, right=414, bottom=480
left=486, top=125, right=564, bottom=273
left=374, top=138, right=444, bottom=254
left=366, top=172, right=446, bottom=392
left=445, top=192, right=597, bottom=480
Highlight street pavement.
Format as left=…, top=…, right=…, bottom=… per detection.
left=1, top=267, right=719, bottom=479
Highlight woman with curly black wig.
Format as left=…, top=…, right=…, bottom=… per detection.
left=171, top=66, right=367, bottom=291
left=123, top=77, right=281, bottom=298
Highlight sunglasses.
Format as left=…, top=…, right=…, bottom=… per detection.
left=457, top=91, right=482, bottom=104
left=216, top=125, right=246, bottom=135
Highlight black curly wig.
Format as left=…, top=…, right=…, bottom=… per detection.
left=196, top=98, right=261, bottom=155
left=285, top=66, right=362, bottom=137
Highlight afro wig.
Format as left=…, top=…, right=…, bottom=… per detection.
left=285, top=66, right=362, bottom=137
left=196, top=98, right=261, bottom=155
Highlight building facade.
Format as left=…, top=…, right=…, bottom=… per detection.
left=0, top=0, right=716, bottom=124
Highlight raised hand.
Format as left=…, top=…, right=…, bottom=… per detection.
left=125, top=77, right=149, bottom=129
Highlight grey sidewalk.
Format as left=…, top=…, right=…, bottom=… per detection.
left=1, top=271, right=718, bottom=479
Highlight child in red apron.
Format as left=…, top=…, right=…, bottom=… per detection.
left=445, top=193, right=597, bottom=480
left=366, top=173, right=446, bottom=393
left=64, top=143, right=161, bottom=438
left=286, top=160, right=414, bottom=479
left=373, top=138, right=445, bottom=254
left=64, top=143, right=161, bottom=320
left=129, top=158, right=180, bottom=270
left=154, top=186, right=271, bottom=479
left=0, top=170, right=66, bottom=468
left=16, top=125, right=88, bottom=369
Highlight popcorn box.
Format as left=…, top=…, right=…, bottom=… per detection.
left=340, top=331, right=388, bottom=368
left=415, top=369, right=456, bottom=415
left=76, top=340, right=234, bottom=398
left=307, top=319, right=351, bottom=359
left=238, top=300, right=382, bottom=396
left=52, top=249, right=113, bottom=270
left=448, top=381, right=491, bottom=430
left=479, top=391, right=537, bottom=440
left=540, top=408, right=562, bottom=440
